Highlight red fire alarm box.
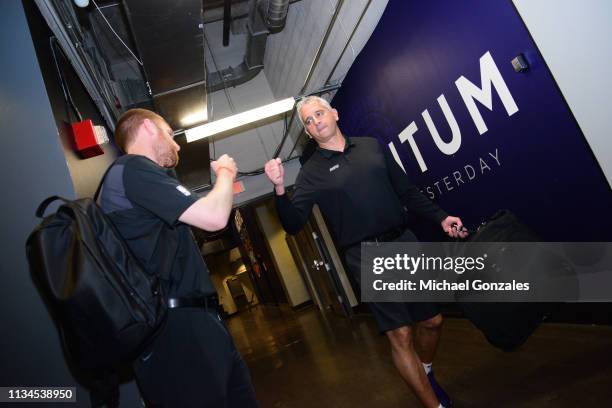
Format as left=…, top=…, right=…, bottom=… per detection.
left=71, top=119, right=105, bottom=158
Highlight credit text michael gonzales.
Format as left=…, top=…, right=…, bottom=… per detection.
left=373, top=279, right=530, bottom=291
left=370, top=254, right=530, bottom=292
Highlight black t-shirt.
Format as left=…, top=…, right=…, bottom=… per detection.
left=275, top=136, right=447, bottom=248
left=99, top=154, right=215, bottom=297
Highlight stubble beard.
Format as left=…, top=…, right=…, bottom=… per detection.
left=155, top=143, right=179, bottom=168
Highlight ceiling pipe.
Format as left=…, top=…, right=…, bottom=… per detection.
left=223, top=0, right=231, bottom=46
left=203, top=0, right=300, bottom=24
left=206, top=0, right=292, bottom=93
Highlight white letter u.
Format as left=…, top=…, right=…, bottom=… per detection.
left=422, top=94, right=461, bottom=155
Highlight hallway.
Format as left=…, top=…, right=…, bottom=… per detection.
left=226, top=305, right=612, bottom=407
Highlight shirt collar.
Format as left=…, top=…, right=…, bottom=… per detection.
left=317, top=135, right=355, bottom=159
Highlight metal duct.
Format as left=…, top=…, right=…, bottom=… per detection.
left=119, top=0, right=295, bottom=123
left=206, top=0, right=292, bottom=93
left=123, top=0, right=207, bottom=130
left=265, top=0, right=289, bottom=33
left=203, top=0, right=300, bottom=24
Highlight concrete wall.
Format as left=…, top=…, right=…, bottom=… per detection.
left=264, top=0, right=389, bottom=155
left=255, top=200, right=310, bottom=307
left=513, top=0, right=612, bottom=187
left=265, top=0, right=388, bottom=99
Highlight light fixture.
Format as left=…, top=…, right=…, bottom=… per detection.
left=185, top=97, right=295, bottom=142
left=180, top=109, right=208, bottom=127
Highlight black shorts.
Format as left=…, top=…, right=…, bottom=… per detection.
left=344, top=229, right=441, bottom=333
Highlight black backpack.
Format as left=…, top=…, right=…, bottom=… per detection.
left=26, top=177, right=167, bottom=370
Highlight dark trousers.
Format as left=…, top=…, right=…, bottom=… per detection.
left=133, top=308, right=258, bottom=407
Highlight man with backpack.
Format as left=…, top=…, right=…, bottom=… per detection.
left=99, top=108, right=258, bottom=407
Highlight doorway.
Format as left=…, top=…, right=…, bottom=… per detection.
left=285, top=212, right=355, bottom=318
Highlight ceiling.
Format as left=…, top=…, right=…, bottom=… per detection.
left=75, top=0, right=298, bottom=132
left=37, top=0, right=388, bottom=198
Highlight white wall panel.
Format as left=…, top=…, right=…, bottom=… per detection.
left=513, top=0, right=612, bottom=187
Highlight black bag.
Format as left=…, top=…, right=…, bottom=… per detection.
left=457, top=210, right=554, bottom=351
left=26, top=185, right=167, bottom=370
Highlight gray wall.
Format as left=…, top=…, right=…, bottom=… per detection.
left=0, top=1, right=138, bottom=405
left=255, top=200, right=311, bottom=307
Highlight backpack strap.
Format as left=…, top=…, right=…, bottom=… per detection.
left=35, top=196, right=69, bottom=218
left=94, top=163, right=116, bottom=203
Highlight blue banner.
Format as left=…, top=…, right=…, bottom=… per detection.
left=332, top=0, right=611, bottom=241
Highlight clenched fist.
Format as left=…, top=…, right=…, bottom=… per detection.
left=211, top=154, right=237, bottom=180
left=264, top=158, right=285, bottom=195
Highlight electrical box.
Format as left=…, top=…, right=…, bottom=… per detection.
left=71, top=119, right=108, bottom=158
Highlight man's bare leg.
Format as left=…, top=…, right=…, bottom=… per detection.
left=386, top=326, right=440, bottom=408
left=415, top=314, right=443, bottom=364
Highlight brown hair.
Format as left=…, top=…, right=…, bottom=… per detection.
left=114, top=108, right=162, bottom=152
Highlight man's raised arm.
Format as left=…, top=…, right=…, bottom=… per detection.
left=179, top=154, right=237, bottom=231
left=265, top=158, right=314, bottom=234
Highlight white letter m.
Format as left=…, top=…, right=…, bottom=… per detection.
left=455, top=51, right=519, bottom=135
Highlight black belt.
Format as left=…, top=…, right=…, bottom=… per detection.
left=367, top=226, right=406, bottom=243
left=345, top=226, right=406, bottom=250
left=167, top=295, right=219, bottom=311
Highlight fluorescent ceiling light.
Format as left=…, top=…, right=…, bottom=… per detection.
left=180, top=109, right=208, bottom=127
left=185, top=97, right=295, bottom=143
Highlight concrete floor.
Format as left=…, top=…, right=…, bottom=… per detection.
left=226, top=305, right=612, bottom=408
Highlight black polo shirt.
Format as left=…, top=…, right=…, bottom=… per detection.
left=275, top=136, right=447, bottom=248
left=99, top=154, right=215, bottom=297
